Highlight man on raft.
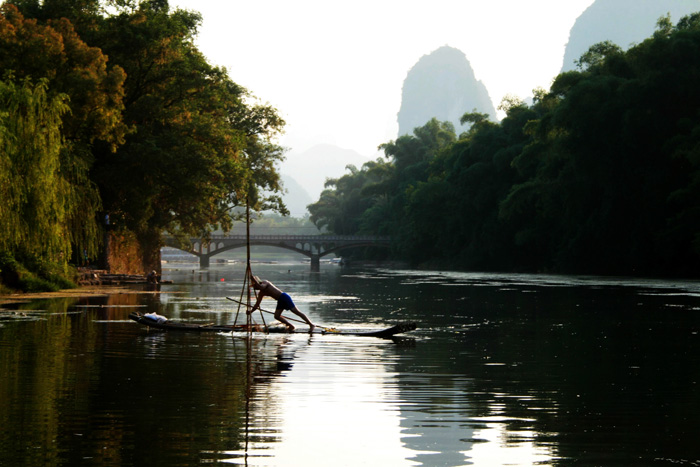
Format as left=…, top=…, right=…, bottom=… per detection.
left=249, top=275, right=316, bottom=332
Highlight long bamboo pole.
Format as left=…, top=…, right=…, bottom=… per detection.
left=246, top=197, right=252, bottom=333
left=245, top=194, right=267, bottom=332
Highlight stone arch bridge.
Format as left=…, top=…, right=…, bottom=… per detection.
left=162, top=234, right=391, bottom=271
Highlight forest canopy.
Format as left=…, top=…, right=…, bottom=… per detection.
left=309, top=13, right=700, bottom=277
left=0, top=0, right=286, bottom=291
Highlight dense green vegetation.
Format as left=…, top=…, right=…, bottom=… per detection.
left=309, top=14, right=700, bottom=277
left=0, top=0, right=286, bottom=291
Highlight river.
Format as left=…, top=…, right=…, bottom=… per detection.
left=1, top=262, right=699, bottom=466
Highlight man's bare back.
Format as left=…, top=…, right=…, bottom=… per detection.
left=249, top=276, right=315, bottom=332
left=256, top=280, right=282, bottom=300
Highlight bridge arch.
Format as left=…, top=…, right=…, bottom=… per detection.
left=208, top=241, right=311, bottom=258
left=162, top=234, right=391, bottom=271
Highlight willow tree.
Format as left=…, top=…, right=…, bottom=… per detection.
left=7, top=0, right=288, bottom=273
left=0, top=79, right=87, bottom=282
left=0, top=3, right=126, bottom=270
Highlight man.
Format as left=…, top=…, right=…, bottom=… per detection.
left=147, top=270, right=159, bottom=284
left=249, top=275, right=315, bottom=332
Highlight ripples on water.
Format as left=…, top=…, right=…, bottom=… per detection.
left=1, top=265, right=699, bottom=466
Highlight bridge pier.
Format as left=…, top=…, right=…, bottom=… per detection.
left=310, top=255, right=320, bottom=272
left=199, top=255, right=210, bottom=269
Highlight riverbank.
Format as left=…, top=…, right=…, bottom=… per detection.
left=0, top=269, right=175, bottom=306
left=78, top=268, right=173, bottom=286
left=0, top=284, right=143, bottom=306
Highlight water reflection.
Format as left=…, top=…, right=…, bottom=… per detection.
left=2, top=265, right=700, bottom=466
left=398, top=374, right=475, bottom=466
left=215, top=335, right=420, bottom=466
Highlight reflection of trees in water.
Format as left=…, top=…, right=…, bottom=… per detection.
left=0, top=310, right=102, bottom=465
left=0, top=303, right=311, bottom=467
left=393, top=277, right=700, bottom=466
left=9, top=268, right=700, bottom=466
left=10, top=296, right=80, bottom=313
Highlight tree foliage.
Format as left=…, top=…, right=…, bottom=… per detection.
left=0, top=3, right=128, bottom=148
left=309, top=14, right=700, bottom=277
left=0, top=3, right=125, bottom=262
left=85, top=1, right=286, bottom=244
left=0, top=79, right=68, bottom=256
left=0, top=79, right=81, bottom=290
left=0, top=0, right=287, bottom=289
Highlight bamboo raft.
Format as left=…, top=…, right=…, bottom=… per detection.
left=129, top=312, right=416, bottom=338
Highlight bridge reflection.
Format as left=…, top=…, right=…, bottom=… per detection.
left=162, top=234, right=391, bottom=270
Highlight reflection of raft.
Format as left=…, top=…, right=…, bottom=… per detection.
left=128, top=312, right=416, bottom=338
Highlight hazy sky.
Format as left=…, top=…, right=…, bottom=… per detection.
left=170, top=0, right=595, bottom=159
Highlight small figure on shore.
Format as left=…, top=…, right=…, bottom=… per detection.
left=249, top=274, right=315, bottom=332
left=147, top=270, right=159, bottom=284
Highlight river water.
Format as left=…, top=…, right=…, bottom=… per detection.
left=1, top=262, right=700, bottom=467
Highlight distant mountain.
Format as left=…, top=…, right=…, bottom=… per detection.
left=280, top=175, right=313, bottom=218
left=562, top=0, right=700, bottom=72
left=397, top=46, right=497, bottom=137
left=280, top=144, right=372, bottom=203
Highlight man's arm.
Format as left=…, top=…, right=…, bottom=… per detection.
left=249, top=284, right=267, bottom=313
left=251, top=292, right=264, bottom=311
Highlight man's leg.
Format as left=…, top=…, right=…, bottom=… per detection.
left=290, top=306, right=315, bottom=331
left=274, top=307, right=295, bottom=330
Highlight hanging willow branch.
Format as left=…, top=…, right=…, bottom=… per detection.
left=0, top=77, right=99, bottom=265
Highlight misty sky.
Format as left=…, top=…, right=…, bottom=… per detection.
left=169, top=0, right=595, bottom=159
